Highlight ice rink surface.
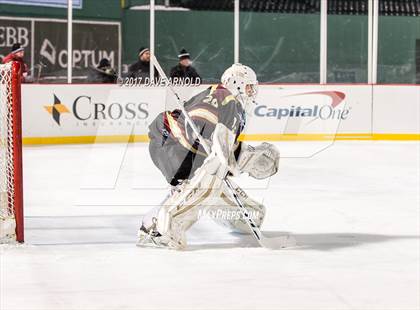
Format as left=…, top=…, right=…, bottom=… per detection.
left=1, top=141, right=419, bottom=310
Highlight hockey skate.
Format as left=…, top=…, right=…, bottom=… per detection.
left=136, top=218, right=184, bottom=250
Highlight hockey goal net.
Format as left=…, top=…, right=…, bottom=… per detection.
left=0, top=62, right=23, bottom=243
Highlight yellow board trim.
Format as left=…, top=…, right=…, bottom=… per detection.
left=23, top=135, right=150, bottom=145
left=22, top=133, right=420, bottom=145
left=369, top=134, right=420, bottom=141
left=239, top=133, right=420, bottom=141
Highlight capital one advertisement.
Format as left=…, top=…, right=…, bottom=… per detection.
left=244, top=85, right=373, bottom=138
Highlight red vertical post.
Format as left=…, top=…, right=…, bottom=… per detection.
left=11, top=61, right=24, bottom=243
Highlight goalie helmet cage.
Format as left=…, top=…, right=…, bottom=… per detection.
left=0, top=62, right=24, bottom=243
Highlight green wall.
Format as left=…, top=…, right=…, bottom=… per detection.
left=240, top=12, right=320, bottom=83
left=327, top=15, right=369, bottom=83
left=122, top=10, right=149, bottom=70
left=378, top=16, right=420, bottom=84
left=1, top=2, right=419, bottom=84
left=122, top=10, right=234, bottom=82
left=155, top=11, right=234, bottom=83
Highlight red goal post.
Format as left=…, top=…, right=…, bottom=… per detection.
left=0, top=61, right=24, bottom=243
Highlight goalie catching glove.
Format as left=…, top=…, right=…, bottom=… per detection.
left=236, top=142, right=280, bottom=179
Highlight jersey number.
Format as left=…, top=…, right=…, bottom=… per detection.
left=203, top=95, right=218, bottom=108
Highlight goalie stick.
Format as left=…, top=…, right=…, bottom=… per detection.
left=151, top=55, right=295, bottom=250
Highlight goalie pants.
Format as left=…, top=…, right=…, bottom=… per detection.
left=148, top=112, right=243, bottom=186
left=148, top=111, right=206, bottom=186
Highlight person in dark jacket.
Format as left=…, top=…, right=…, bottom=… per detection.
left=127, top=47, right=159, bottom=81
left=88, top=58, right=117, bottom=83
left=2, top=43, right=29, bottom=82
left=169, top=49, right=201, bottom=85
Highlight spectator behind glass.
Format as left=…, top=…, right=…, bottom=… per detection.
left=2, top=43, right=29, bottom=82
left=88, top=58, right=117, bottom=83
left=169, top=49, right=201, bottom=85
left=127, top=47, right=159, bottom=81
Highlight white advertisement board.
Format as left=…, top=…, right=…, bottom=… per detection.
left=22, top=84, right=164, bottom=142
left=21, top=84, right=419, bottom=144
left=373, top=85, right=420, bottom=134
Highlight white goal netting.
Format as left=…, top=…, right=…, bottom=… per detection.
left=0, top=62, right=17, bottom=242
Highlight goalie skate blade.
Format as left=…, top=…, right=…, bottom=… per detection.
left=136, top=241, right=172, bottom=250
left=136, top=234, right=184, bottom=250
left=136, top=237, right=181, bottom=250
left=259, top=235, right=297, bottom=250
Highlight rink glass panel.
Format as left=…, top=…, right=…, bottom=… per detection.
left=327, top=14, right=369, bottom=83
left=377, top=15, right=420, bottom=84
left=122, top=10, right=150, bottom=78
left=155, top=9, right=234, bottom=83
left=239, top=12, right=320, bottom=83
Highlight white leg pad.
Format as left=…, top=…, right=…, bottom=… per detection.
left=208, top=180, right=266, bottom=234
left=146, top=158, right=226, bottom=249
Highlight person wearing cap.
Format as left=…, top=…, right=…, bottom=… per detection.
left=2, top=43, right=29, bottom=82
left=169, top=49, right=201, bottom=85
left=88, top=58, right=117, bottom=83
left=127, top=47, right=159, bottom=81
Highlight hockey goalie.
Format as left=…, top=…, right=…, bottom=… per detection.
left=138, top=64, right=280, bottom=250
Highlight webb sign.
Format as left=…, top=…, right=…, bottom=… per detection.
left=0, top=16, right=120, bottom=82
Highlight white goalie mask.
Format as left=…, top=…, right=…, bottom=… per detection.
left=221, top=63, right=258, bottom=115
